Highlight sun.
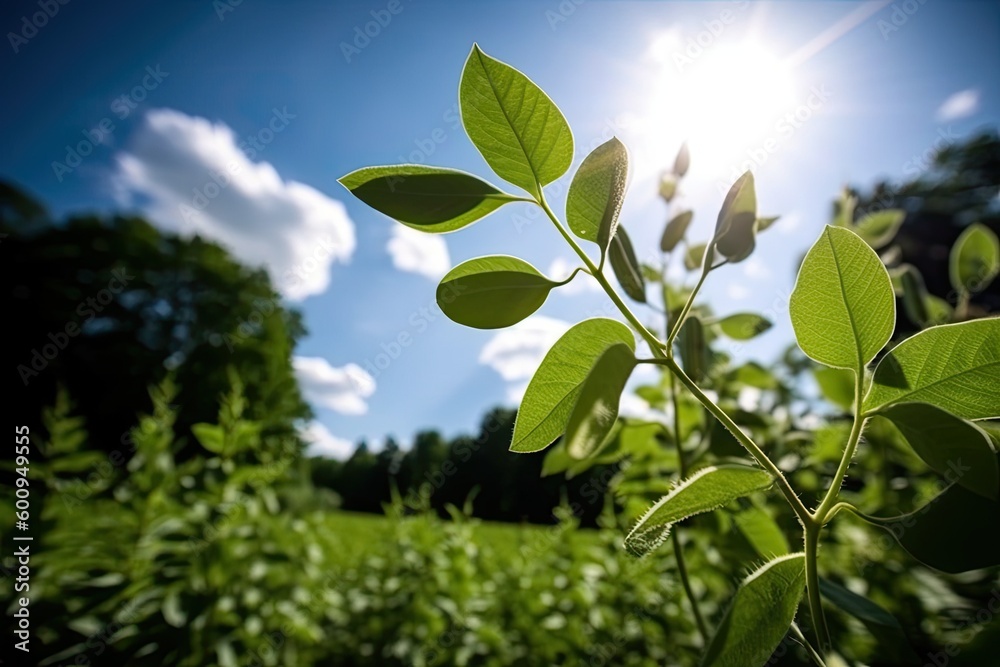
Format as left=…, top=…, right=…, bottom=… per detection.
left=632, top=35, right=797, bottom=184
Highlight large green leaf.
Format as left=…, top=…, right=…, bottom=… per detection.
left=564, top=343, right=636, bottom=459
left=459, top=44, right=573, bottom=197
left=436, top=256, right=561, bottom=329
left=700, top=554, right=806, bottom=667
left=862, top=479, right=1000, bottom=573
left=625, top=465, right=773, bottom=556
left=714, top=313, right=772, bottom=341
left=609, top=226, right=646, bottom=302
left=950, top=222, right=1000, bottom=294
left=712, top=171, right=757, bottom=263
left=566, top=137, right=629, bottom=253
left=881, top=402, right=998, bottom=499
left=660, top=210, right=694, bottom=252
left=853, top=209, right=905, bottom=249
left=789, top=225, right=895, bottom=372
left=863, top=319, right=1000, bottom=420
left=511, top=318, right=635, bottom=453
left=819, top=578, right=918, bottom=665
left=339, top=165, right=519, bottom=233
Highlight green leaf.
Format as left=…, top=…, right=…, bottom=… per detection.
left=735, top=362, right=777, bottom=390
left=712, top=171, right=757, bottom=263
left=819, top=579, right=918, bottom=665
left=756, top=216, right=779, bottom=232
left=714, top=313, right=772, bottom=341
left=925, top=295, right=953, bottom=326
left=658, top=173, right=677, bottom=202
left=660, top=210, right=694, bottom=252
left=566, top=137, right=629, bottom=253
left=853, top=209, right=905, bottom=249
left=625, top=465, right=774, bottom=556
left=162, top=591, right=187, bottom=628
left=436, top=256, right=559, bottom=329
left=564, top=344, right=636, bottom=459
left=898, top=263, right=930, bottom=326
left=863, top=319, right=1000, bottom=420
left=813, top=366, right=855, bottom=411
left=673, top=142, right=691, bottom=177
left=685, top=242, right=707, bottom=271
left=511, top=318, right=635, bottom=453
left=701, top=554, right=806, bottom=667
left=734, top=505, right=789, bottom=558
left=609, top=226, right=646, bottom=302
left=541, top=422, right=623, bottom=478
left=459, top=44, right=573, bottom=196
left=881, top=402, right=998, bottom=499
left=640, top=263, right=661, bottom=282
left=678, top=314, right=708, bottom=383
left=789, top=225, right=895, bottom=372
left=950, top=222, right=1000, bottom=294
left=862, top=479, right=1000, bottom=573
left=192, top=423, right=225, bottom=454
left=338, top=165, right=519, bottom=233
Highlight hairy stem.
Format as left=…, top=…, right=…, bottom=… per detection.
left=791, top=621, right=828, bottom=667
left=815, top=370, right=867, bottom=522
left=646, top=358, right=812, bottom=526
left=804, top=526, right=831, bottom=653
left=668, top=346, right=709, bottom=643
left=671, top=530, right=709, bottom=643
left=537, top=195, right=666, bottom=354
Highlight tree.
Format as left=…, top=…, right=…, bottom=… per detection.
left=848, top=130, right=1000, bottom=332
left=3, top=181, right=310, bottom=462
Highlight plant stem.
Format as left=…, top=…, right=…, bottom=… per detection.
left=667, top=262, right=710, bottom=349
left=805, top=368, right=866, bottom=655
left=671, top=530, right=709, bottom=643
left=815, top=370, right=867, bottom=523
left=804, top=525, right=831, bottom=653
left=646, top=358, right=812, bottom=526
left=791, top=622, right=828, bottom=667
left=537, top=195, right=666, bottom=355
left=668, top=352, right=709, bottom=644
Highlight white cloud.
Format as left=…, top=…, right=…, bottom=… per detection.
left=387, top=225, right=450, bottom=279
left=547, top=257, right=600, bottom=295
left=742, top=258, right=771, bottom=280
left=114, top=108, right=355, bottom=300
left=775, top=211, right=800, bottom=235
left=293, top=356, right=376, bottom=415
left=479, top=316, right=570, bottom=399
left=936, top=89, right=979, bottom=122
left=727, top=283, right=751, bottom=300
left=300, top=420, right=355, bottom=459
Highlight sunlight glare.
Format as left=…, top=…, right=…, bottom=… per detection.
left=634, top=37, right=797, bottom=185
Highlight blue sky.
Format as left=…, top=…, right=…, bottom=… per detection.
left=3, top=0, right=998, bottom=457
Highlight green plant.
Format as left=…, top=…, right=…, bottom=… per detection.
left=340, top=44, right=1000, bottom=665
